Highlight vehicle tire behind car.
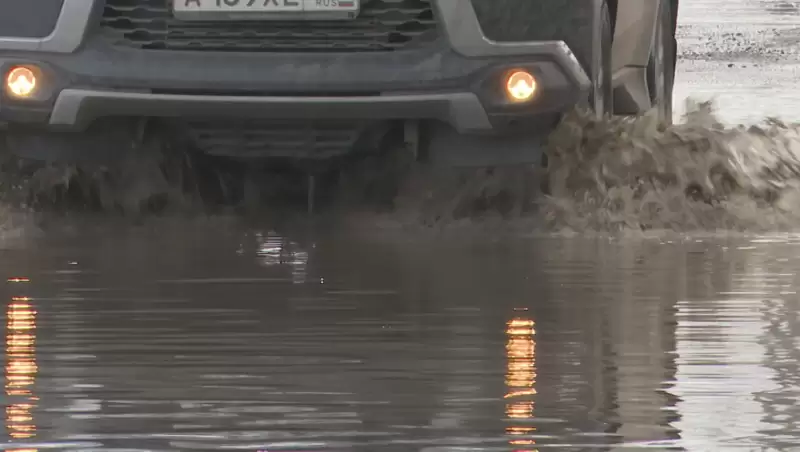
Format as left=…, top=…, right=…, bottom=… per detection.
left=647, top=0, right=677, bottom=126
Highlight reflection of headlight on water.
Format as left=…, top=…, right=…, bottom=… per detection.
left=253, top=232, right=310, bottom=284
left=505, top=317, right=538, bottom=451
left=6, top=294, right=37, bottom=441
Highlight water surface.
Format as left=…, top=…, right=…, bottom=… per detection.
left=1, top=226, right=799, bottom=450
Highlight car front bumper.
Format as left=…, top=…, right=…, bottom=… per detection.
left=0, top=0, right=590, bottom=135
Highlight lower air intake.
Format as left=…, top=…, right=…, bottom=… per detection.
left=179, top=119, right=367, bottom=159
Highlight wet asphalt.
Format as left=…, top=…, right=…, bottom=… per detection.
left=675, top=0, right=800, bottom=123
left=3, top=1, right=800, bottom=451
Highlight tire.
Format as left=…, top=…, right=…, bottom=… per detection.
left=647, top=0, right=677, bottom=126
left=591, top=0, right=614, bottom=118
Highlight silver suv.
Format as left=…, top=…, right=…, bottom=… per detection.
left=0, top=0, right=677, bottom=168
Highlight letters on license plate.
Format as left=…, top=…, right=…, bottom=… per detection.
left=173, top=0, right=360, bottom=21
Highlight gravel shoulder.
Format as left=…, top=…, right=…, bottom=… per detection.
left=673, top=0, right=800, bottom=124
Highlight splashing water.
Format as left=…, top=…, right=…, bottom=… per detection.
left=4, top=98, right=800, bottom=236
left=541, top=99, right=800, bottom=233
left=372, top=98, right=800, bottom=234
left=0, top=132, right=241, bottom=218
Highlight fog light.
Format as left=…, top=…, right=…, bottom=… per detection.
left=5, top=66, right=38, bottom=99
left=505, top=70, right=536, bottom=102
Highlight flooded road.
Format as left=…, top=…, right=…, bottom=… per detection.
left=4, top=225, right=800, bottom=450
left=2, top=1, right=800, bottom=451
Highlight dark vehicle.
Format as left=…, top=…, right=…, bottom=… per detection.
left=0, top=0, right=678, bottom=168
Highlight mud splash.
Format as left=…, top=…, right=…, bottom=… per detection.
left=542, top=99, right=800, bottom=233
left=0, top=134, right=241, bottom=217
left=4, top=99, right=800, bottom=236
left=378, top=99, right=800, bottom=234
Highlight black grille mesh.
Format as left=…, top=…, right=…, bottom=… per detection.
left=99, top=0, right=439, bottom=52
left=180, top=119, right=367, bottom=159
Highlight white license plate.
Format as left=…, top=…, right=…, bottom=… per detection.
left=173, top=0, right=360, bottom=21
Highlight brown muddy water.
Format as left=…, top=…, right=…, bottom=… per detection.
left=4, top=225, right=800, bottom=451
left=3, top=0, right=800, bottom=451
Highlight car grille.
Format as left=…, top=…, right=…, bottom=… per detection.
left=99, top=0, right=439, bottom=52
left=179, top=119, right=367, bottom=159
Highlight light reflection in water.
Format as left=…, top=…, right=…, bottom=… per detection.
left=5, top=288, right=38, bottom=447
left=252, top=232, right=309, bottom=284
left=505, top=316, right=538, bottom=452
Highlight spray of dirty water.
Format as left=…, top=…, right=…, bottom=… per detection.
left=3, top=98, right=800, bottom=236
left=0, top=134, right=241, bottom=213
left=355, top=98, right=800, bottom=235
left=542, top=99, right=800, bottom=232
left=0, top=132, right=243, bottom=242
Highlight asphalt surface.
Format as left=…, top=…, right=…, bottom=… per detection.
left=674, top=0, right=800, bottom=123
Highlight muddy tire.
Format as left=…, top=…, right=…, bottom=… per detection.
left=591, top=0, right=614, bottom=117
left=647, top=0, right=677, bottom=126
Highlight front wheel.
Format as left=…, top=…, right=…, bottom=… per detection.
left=590, top=0, right=615, bottom=118
left=647, top=0, right=677, bottom=126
